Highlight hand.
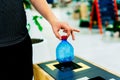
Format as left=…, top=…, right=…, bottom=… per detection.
left=51, top=21, right=80, bottom=40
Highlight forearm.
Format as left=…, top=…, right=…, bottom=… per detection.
left=30, top=0, right=58, bottom=25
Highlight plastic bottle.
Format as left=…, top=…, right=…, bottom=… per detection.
left=56, top=35, right=74, bottom=63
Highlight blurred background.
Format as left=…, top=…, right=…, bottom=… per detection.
left=23, top=0, right=120, bottom=76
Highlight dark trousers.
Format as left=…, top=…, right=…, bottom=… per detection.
left=0, top=35, right=33, bottom=80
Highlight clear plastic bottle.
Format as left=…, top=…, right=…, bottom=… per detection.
left=56, top=35, right=74, bottom=63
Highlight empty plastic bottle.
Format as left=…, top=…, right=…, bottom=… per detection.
left=56, top=35, right=74, bottom=63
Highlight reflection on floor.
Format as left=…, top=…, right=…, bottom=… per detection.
left=26, top=6, right=120, bottom=77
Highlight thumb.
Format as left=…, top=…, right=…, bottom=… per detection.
left=54, top=31, right=61, bottom=40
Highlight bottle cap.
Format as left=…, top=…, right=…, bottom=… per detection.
left=61, top=35, right=68, bottom=40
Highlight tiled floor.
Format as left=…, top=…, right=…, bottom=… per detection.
left=26, top=5, right=120, bottom=78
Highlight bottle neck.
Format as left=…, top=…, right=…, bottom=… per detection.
left=62, top=39, right=67, bottom=41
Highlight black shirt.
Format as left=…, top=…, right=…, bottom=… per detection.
left=0, top=0, right=28, bottom=47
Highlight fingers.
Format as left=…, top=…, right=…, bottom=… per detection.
left=70, top=28, right=80, bottom=40
left=62, top=25, right=80, bottom=40
left=55, top=31, right=61, bottom=40
left=66, top=30, right=71, bottom=38
left=64, top=28, right=79, bottom=40
left=73, top=28, right=80, bottom=32
left=71, top=28, right=80, bottom=40
left=53, top=22, right=80, bottom=40
left=71, top=31, right=75, bottom=40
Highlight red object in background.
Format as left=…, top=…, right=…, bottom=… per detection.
left=89, top=0, right=119, bottom=34
left=113, top=0, right=119, bottom=21
left=89, top=0, right=103, bottom=34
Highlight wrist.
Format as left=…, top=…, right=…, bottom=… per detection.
left=48, top=17, right=59, bottom=26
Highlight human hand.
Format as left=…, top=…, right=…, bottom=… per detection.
left=51, top=21, right=80, bottom=40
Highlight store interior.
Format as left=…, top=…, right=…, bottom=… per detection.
left=23, top=0, right=120, bottom=79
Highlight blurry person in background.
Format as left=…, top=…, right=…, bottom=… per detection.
left=0, top=0, right=80, bottom=80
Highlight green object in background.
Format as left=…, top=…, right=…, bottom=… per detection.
left=33, top=15, right=43, bottom=31
left=106, top=24, right=114, bottom=32
left=23, top=0, right=32, bottom=9
left=26, top=23, right=31, bottom=32
left=118, top=25, right=120, bottom=28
